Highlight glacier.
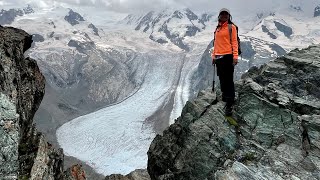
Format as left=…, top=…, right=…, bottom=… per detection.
left=56, top=50, right=198, bottom=175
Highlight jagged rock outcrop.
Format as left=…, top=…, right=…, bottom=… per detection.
left=274, top=21, right=292, bottom=38
left=88, top=23, right=99, bottom=36
left=0, top=9, right=24, bottom=25
left=0, top=26, right=85, bottom=179
left=105, top=169, right=150, bottom=180
left=147, top=45, right=320, bottom=179
left=262, top=25, right=277, bottom=39
left=64, top=9, right=85, bottom=26
left=0, top=25, right=45, bottom=179
left=314, top=5, right=320, bottom=17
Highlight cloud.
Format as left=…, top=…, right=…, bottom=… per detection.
left=1, top=0, right=319, bottom=14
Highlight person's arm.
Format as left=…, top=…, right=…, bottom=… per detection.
left=231, top=25, right=238, bottom=61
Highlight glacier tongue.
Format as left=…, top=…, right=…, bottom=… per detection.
left=56, top=50, right=190, bottom=175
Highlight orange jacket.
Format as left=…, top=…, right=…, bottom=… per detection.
left=212, top=21, right=239, bottom=60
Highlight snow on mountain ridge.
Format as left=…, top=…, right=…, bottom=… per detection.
left=0, top=5, right=35, bottom=25
left=122, top=8, right=216, bottom=51
left=246, top=13, right=320, bottom=50
left=123, top=4, right=320, bottom=51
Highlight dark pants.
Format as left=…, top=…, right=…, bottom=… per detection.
left=215, top=54, right=235, bottom=105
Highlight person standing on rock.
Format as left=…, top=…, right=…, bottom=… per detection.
left=212, top=8, right=239, bottom=116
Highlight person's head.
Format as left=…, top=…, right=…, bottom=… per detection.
left=218, top=8, right=231, bottom=23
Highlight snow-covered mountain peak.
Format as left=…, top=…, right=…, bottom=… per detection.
left=245, top=12, right=320, bottom=50
left=254, top=16, right=293, bottom=40
left=0, top=5, right=35, bottom=25
left=124, top=8, right=215, bottom=27
left=121, top=8, right=216, bottom=51
left=5, top=5, right=105, bottom=58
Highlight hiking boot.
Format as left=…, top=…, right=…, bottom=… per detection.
left=224, top=105, right=233, bottom=116
left=224, top=99, right=234, bottom=116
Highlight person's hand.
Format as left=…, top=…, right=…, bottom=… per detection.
left=233, top=58, right=238, bottom=66
left=212, top=58, right=215, bottom=65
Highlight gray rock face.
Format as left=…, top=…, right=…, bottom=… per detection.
left=241, top=41, right=256, bottom=59
left=64, top=9, right=85, bottom=26
left=0, top=26, right=52, bottom=179
left=68, top=39, right=95, bottom=55
left=269, top=43, right=286, bottom=55
left=274, top=21, right=293, bottom=38
left=200, top=13, right=214, bottom=23
left=150, top=35, right=168, bottom=44
left=32, top=34, right=45, bottom=42
left=0, top=9, right=24, bottom=25
left=184, top=8, right=198, bottom=21
left=159, top=24, right=190, bottom=51
left=88, top=23, right=99, bottom=36
left=0, top=93, right=19, bottom=179
left=147, top=45, right=320, bottom=180
left=29, top=134, right=64, bottom=180
left=262, top=25, right=277, bottom=39
left=0, top=6, right=34, bottom=25
left=0, top=26, right=85, bottom=180
left=135, top=11, right=155, bottom=31
left=314, top=5, right=320, bottom=17
left=105, top=169, right=150, bottom=180
left=185, top=26, right=200, bottom=37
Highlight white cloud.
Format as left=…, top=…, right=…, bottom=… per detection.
left=1, top=0, right=319, bottom=14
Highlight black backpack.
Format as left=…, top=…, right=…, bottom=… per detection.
left=214, top=23, right=242, bottom=56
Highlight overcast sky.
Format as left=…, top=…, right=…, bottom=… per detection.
left=1, top=0, right=319, bottom=14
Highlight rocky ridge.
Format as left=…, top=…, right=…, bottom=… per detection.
left=147, top=45, right=320, bottom=180
left=0, top=26, right=85, bottom=179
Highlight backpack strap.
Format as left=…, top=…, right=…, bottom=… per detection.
left=213, top=26, right=219, bottom=46
left=228, top=23, right=233, bottom=54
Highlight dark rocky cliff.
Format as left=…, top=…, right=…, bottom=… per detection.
left=147, top=45, right=320, bottom=179
left=0, top=26, right=85, bottom=179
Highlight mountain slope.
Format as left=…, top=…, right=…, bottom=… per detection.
left=123, top=8, right=215, bottom=51
left=246, top=13, right=320, bottom=49
left=148, top=45, right=320, bottom=180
